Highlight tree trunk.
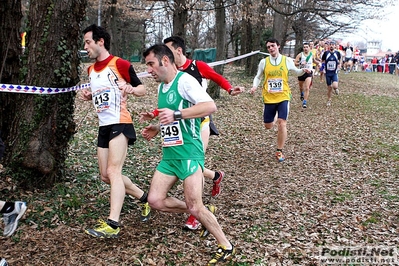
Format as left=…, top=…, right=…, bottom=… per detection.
left=293, top=16, right=306, bottom=56
left=272, top=0, right=293, bottom=50
left=0, top=0, right=87, bottom=189
left=208, top=0, right=226, bottom=99
left=173, top=0, right=187, bottom=38
left=272, top=9, right=286, bottom=44
left=243, top=15, right=252, bottom=74
left=103, top=0, right=119, bottom=56
left=0, top=0, right=23, bottom=139
left=247, top=20, right=262, bottom=76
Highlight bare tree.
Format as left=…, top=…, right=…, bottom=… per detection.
left=171, top=0, right=189, bottom=38
left=266, top=0, right=393, bottom=52
left=0, top=0, right=22, bottom=86
left=0, top=0, right=23, bottom=168
left=272, top=0, right=292, bottom=46
left=230, top=0, right=272, bottom=75
left=0, top=0, right=87, bottom=188
left=85, top=0, right=150, bottom=60
left=207, top=0, right=227, bottom=98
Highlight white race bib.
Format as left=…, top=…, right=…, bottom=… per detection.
left=327, top=61, right=337, bottom=71
left=267, top=78, right=283, bottom=93
left=161, top=121, right=184, bottom=147
left=93, top=88, right=111, bottom=113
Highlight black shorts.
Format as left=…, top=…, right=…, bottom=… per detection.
left=298, top=72, right=313, bottom=81
left=97, top=123, right=136, bottom=148
left=344, top=57, right=353, bottom=63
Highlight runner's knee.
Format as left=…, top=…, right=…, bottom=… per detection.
left=100, top=174, right=110, bottom=184
left=264, top=123, right=273, bottom=130
left=147, top=194, right=166, bottom=210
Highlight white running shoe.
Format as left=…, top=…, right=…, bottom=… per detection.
left=0, top=258, right=9, bottom=266
left=3, top=201, right=27, bottom=237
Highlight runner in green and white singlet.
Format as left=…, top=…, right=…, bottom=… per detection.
left=158, top=71, right=204, bottom=162
left=142, top=44, right=236, bottom=265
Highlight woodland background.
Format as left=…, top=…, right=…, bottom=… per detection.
left=1, top=64, right=399, bottom=265
left=0, top=0, right=396, bottom=186
left=0, top=1, right=399, bottom=264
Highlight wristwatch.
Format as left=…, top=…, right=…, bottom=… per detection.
left=173, top=110, right=182, bottom=121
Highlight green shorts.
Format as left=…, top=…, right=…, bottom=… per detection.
left=157, top=159, right=205, bottom=181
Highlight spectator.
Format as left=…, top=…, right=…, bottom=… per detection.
left=353, top=46, right=360, bottom=72
left=377, top=57, right=384, bottom=72
left=359, top=56, right=365, bottom=71
left=363, top=61, right=371, bottom=72
left=384, top=54, right=389, bottom=73
left=395, top=51, right=399, bottom=76
left=371, top=57, right=378, bottom=72
left=388, top=53, right=395, bottom=74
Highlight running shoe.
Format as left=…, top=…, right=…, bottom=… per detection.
left=211, top=171, right=224, bottom=197
left=302, top=100, right=307, bottom=108
left=184, top=214, right=200, bottom=230
left=200, top=205, right=217, bottom=239
left=140, top=202, right=151, bottom=222
left=3, top=201, right=27, bottom=237
left=300, top=92, right=304, bottom=101
left=334, top=88, right=339, bottom=95
left=85, top=219, right=120, bottom=238
left=208, top=244, right=236, bottom=265
left=327, top=100, right=331, bottom=107
left=275, top=151, right=285, bottom=162
left=0, top=258, right=8, bottom=266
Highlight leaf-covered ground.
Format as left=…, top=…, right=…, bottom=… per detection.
left=1, top=64, right=399, bottom=266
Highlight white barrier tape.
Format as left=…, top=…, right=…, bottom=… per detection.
left=137, top=71, right=151, bottom=78
left=0, top=83, right=90, bottom=94
left=135, top=50, right=262, bottom=76
left=208, top=50, right=261, bottom=67
left=0, top=50, right=264, bottom=94
left=368, top=63, right=398, bottom=65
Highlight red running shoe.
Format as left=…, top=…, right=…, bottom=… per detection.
left=184, top=214, right=200, bottom=230
left=212, top=171, right=224, bottom=197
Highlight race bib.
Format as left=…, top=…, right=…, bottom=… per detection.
left=300, top=60, right=312, bottom=69
left=161, top=121, right=184, bottom=147
left=326, top=61, right=337, bottom=71
left=267, top=78, right=283, bottom=93
left=93, top=88, right=111, bottom=112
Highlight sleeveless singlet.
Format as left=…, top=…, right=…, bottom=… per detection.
left=88, top=56, right=132, bottom=126
left=262, top=56, right=291, bottom=104
left=158, top=72, right=204, bottom=161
